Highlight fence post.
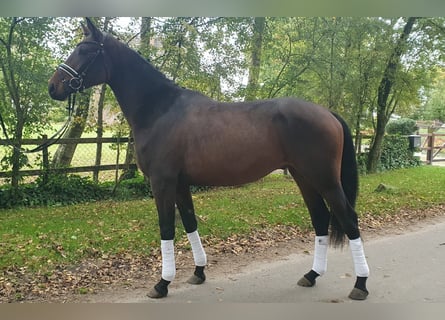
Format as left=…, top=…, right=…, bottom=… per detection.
left=42, top=134, right=49, bottom=184
left=426, top=127, right=434, bottom=165
left=94, top=137, right=102, bottom=183
left=112, top=134, right=121, bottom=195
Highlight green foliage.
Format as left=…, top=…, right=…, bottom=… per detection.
left=358, top=135, right=421, bottom=173
left=0, top=174, right=108, bottom=208
left=379, top=135, right=421, bottom=171
left=386, top=118, right=418, bottom=135
left=0, top=18, right=74, bottom=186
left=0, top=172, right=212, bottom=209
left=37, top=175, right=108, bottom=206
left=109, top=174, right=152, bottom=199
left=419, top=71, right=445, bottom=122
left=0, top=18, right=60, bottom=135
left=139, top=17, right=248, bottom=101
left=356, top=153, right=369, bottom=175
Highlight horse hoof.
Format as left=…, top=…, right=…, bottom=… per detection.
left=147, top=287, right=167, bottom=299
left=297, top=276, right=315, bottom=287
left=187, top=274, right=206, bottom=285
left=348, top=287, right=369, bottom=300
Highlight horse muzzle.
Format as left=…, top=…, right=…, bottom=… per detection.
left=48, top=81, right=69, bottom=101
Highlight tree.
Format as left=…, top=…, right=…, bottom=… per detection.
left=257, top=17, right=324, bottom=100
left=0, top=17, right=57, bottom=187
left=341, top=18, right=386, bottom=151
left=366, top=17, right=417, bottom=173
left=245, top=17, right=266, bottom=101
left=424, top=91, right=445, bottom=123
left=419, top=70, right=445, bottom=122
left=250, top=17, right=441, bottom=169
left=142, top=17, right=248, bottom=101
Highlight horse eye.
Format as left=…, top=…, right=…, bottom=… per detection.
left=78, top=46, right=89, bottom=55
left=78, top=46, right=96, bottom=56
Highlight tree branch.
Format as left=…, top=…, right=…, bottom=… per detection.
left=267, top=33, right=292, bottom=98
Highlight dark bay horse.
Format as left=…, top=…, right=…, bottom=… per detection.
left=48, top=18, right=369, bottom=300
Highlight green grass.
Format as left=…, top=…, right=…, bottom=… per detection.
left=357, top=166, right=445, bottom=215
left=0, top=166, right=444, bottom=273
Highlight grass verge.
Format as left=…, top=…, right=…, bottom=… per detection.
left=0, top=166, right=444, bottom=275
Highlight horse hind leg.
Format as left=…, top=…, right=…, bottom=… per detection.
left=322, top=186, right=370, bottom=300
left=291, top=173, right=331, bottom=288
left=292, top=169, right=369, bottom=300
left=176, top=179, right=207, bottom=285
left=348, top=238, right=369, bottom=300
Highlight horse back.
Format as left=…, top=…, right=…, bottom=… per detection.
left=141, top=93, right=343, bottom=186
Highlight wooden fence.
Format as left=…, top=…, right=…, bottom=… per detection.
left=1, top=132, right=444, bottom=183
left=419, top=132, right=445, bottom=164
left=0, top=136, right=137, bottom=182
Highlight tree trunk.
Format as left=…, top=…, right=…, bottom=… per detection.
left=1, top=18, right=25, bottom=188
left=92, top=18, right=111, bottom=182
left=10, top=117, right=24, bottom=188
left=366, top=17, right=417, bottom=173
left=93, top=83, right=107, bottom=182
left=52, top=92, right=90, bottom=167
left=119, top=130, right=137, bottom=180
left=245, top=17, right=266, bottom=101
left=140, top=17, right=152, bottom=54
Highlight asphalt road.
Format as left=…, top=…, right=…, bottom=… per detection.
left=153, top=217, right=445, bottom=303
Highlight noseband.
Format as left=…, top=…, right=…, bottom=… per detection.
left=58, top=40, right=104, bottom=93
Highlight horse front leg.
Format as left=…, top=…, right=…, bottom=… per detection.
left=176, top=180, right=207, bottom=285
left=147, top=176, right=178, bottom=299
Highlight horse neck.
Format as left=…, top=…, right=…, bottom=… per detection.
left=105, top=40, right=181, bottom=127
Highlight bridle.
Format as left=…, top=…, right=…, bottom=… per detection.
left=0, top=41, right=105, bottom=154
left=58, top=40, right=105, bottom=93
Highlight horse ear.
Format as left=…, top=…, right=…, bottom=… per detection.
left=82, top=17, right=103, bottom=42
left=81, top=21, right=90, bottom=37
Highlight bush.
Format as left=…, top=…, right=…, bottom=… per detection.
left=379, top=135, right=421, bottom=171
left=357, top=135, right=421, bottom=174
left=36, top=174, right=108, bottom=206
left=109, top=174, right=153, bottom=199
left=0, top=172, right=213, bottom=209
left=109, top=174, right=211, bottom=200
left=0, top=175, right=107, bottom=208
left=386, top=118, right=418, bottom=135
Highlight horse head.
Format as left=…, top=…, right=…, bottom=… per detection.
left=48, top=18, right=109, bottom=101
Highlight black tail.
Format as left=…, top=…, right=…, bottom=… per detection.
left=329, top=113, right=359, bottom=246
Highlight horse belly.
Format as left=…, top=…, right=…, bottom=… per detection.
left=184, top=140, right=283, bottom=186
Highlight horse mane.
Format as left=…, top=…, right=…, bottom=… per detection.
left=106, top=32, right=178, bottom=90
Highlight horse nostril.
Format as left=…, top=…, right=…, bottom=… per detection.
left=48, top=83, right=55, bottom=96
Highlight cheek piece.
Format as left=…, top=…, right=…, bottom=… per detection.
left=57, top=41, right=104, bottom=93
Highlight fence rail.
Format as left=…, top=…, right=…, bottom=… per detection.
left=0, top=136, right=137, bottom=180
left=0, top=137, right=131, bottom=146
left=1, top=132, right=444, bottom=182
left=419, top=133, right=445, bottom=164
